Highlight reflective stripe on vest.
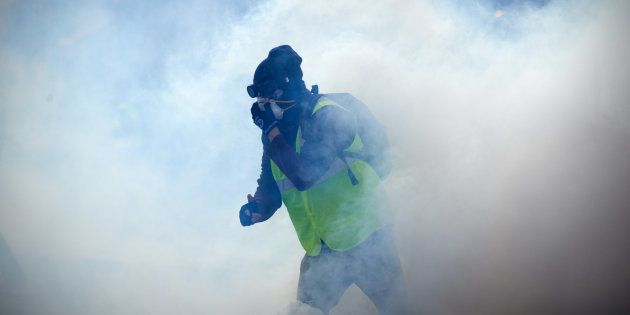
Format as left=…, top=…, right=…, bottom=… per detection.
left=270, top=96, right=388, bottom=256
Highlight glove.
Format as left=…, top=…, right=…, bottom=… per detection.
left=251, top=102, right=278, bottom=135
left=239, top=194, right=263, bottom=226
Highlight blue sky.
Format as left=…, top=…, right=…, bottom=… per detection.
left=1, top=1, right=629, bottom=314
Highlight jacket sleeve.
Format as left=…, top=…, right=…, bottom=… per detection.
left=252, top=151, right=282, bottom=221
left=265, top=105, right=356, bottom=191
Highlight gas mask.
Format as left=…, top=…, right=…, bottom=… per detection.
left=257, top=98, right=296, bottom=120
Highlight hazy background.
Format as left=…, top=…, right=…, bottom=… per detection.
left=1, top=0, right=629, bottom=314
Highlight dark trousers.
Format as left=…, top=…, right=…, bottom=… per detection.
left=297, top=229, right=408, bottom=314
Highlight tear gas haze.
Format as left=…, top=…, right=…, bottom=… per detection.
left=1, top=0, right=629, bottom=314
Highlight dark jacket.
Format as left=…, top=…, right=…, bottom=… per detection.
left=252, top=94, right=357, bottom=222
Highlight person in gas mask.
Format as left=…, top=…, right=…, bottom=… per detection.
left=239, top=45, right=408, bottom=315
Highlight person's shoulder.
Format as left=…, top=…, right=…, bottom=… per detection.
left=306, top=96, right=355, bottom=136
left=300, top=93, right=353, bottom=131
left=312, top=96, right=352, bottom=120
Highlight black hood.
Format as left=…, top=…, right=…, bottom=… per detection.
left=250, top=45, right=307, bottom=99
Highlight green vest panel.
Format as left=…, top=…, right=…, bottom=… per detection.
left=270, top=97, right=389, bottom=256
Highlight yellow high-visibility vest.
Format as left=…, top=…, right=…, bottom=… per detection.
left=270, top=97, right=389, bottom=256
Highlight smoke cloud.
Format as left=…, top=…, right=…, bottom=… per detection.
left=1, top=0, right=629, bottom=314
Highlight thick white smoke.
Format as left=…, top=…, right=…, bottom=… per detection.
left=1, top=0, right=629, bottom=314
